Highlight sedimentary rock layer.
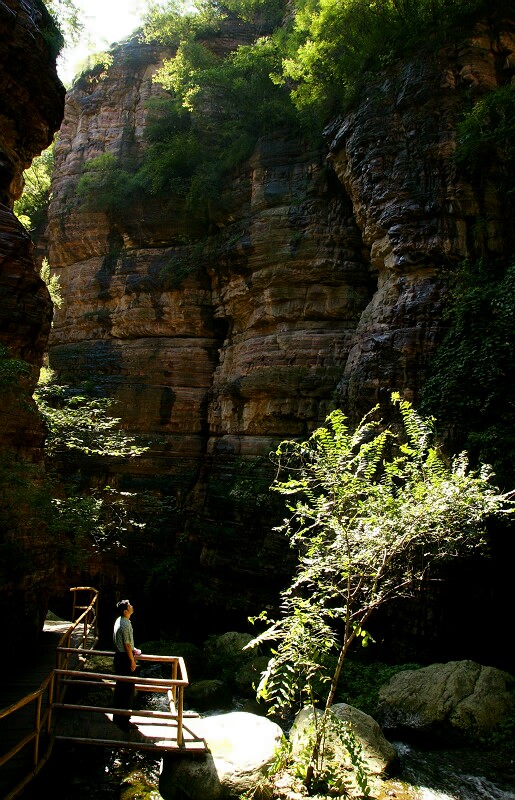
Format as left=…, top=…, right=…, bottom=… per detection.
left=46, top=16, right=515, bottom=632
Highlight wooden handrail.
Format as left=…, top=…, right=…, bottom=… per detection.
left=0, top=587, right=99, bottom=800
left=1, top=587, right=192, bottom=799
left=51, top=647, right=189, bottom=751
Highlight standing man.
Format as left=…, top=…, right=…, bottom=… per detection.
left=112, top=599, right=140, bottom=730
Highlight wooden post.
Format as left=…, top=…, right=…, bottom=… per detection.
left=177, top=685, right=184, bottom=747
left=47, top=673, right=54, bottom=735
left=34, top=693, right=42, bottom=767
left=171, top=659, right=178, bottom=706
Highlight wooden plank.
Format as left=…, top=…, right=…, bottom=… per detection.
left=53, top=710, right=207, bottom=754
left=54, top=735, right=206, bottom=752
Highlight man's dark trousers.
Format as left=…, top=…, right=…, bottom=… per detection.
left=113, top=650, right=135, bottom=728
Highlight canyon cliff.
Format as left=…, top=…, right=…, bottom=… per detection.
left=45, top=11, right=514, bottom=662
left=0, top=0, right=65, bottom=655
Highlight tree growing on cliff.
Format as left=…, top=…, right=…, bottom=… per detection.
left=247, top=393, right=513, bottom=794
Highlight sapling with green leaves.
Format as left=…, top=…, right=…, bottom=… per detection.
left=247, top=392, right=512, bottom=793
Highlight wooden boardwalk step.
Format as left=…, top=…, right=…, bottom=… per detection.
left=55, top=710, right=207, bottom=752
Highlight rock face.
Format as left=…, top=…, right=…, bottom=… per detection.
left=44, top=14, right=515, bottom=651
left=327, top=22, right=515, bottom=419
left=159, top=711, right=284, bottom=800
left=46, top=32, right=371, bottom=628
left=290, top=704, right=399, bottom=779
left=377, top=660, right=515, bottom=743
left=0, top=0, right=65, bottom=655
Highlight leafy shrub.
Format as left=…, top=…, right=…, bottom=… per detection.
left=14, top=142, right=55, bottom=233
left=77, top=1, right=295, bottom=216
left=281, top=0, right=493, bottom=115
left=421, top=258, right=515, bottom=487
left=35, top=379, right=148, bottom=458
left=77, top=153, right=138, bottom=214
left=456, top=84, right=515, bottom=196
left=0, top=345, right=31, bottom=390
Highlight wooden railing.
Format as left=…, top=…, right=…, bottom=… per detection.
left=0, top=586, right=99, bottom=800
left=0, top=671, right=55, bottom=800
left=53, top=650, right=189, bottom=746
left=55, top=586, right=99, bottom=699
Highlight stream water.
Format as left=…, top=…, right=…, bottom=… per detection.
left=386, top=741, right=515, bottom=800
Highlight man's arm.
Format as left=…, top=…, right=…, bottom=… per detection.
left=124, top=640, right=137, bottom=672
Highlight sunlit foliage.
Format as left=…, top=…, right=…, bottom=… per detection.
left=248, top=393, right=512, bottom=791
left=14, top=142, right=55, bottom=233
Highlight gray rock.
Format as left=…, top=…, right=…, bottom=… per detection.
left=159, top=711, right=284, bottom=800
left=377, top=660, right=515, bottom=742
left=290, top=705, right=398, bottom=779
left=204, top=632, right=256, bottom=674
left=184, top=679, right=233, bottom=712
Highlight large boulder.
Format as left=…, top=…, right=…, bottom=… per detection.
left=377, top=660, right=515, bottom=743
left=203, top=632, right=256, bottom=681
left=159, top=711, right=283, bottom=800
left=290, top=705, right=398, bottom=781
left=185, top=679, right=233, bottom=712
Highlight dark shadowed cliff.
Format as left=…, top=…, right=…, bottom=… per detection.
left=0, top=0, right=65, bottom=655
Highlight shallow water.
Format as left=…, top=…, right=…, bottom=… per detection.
left=389, top=741, right=515, bottom=800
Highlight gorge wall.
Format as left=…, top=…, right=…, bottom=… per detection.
left=0, top=0, right=64, bottom=655
left=46, top=13, right=515, bottom=661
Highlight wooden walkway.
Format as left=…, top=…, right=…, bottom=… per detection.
left=55, top=705, right=206, bottom=753
left=0, top=618, right=76, bottom=800
left=0, top=590, right=205, bottom=800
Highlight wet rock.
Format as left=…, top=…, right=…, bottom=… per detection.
left=290, top=704, right=399, bottom=780
left=376, top=660, right=515, bottom=743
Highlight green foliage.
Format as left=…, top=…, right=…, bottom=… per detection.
left=72, top=0, right=509, bottom=216
left=145, top=29, right=296, bottom=210
left=421, top=258, right=515, bottom=487
left=14, top=142, right=55, bottom=233
left=40, top=257, right=63, bottom=309
left=455, top=84, right=515, bottom=196
left=24, top=374, right=150, bottom=563
left=244, top=710, right=372, bottom=798
left=280, top=0, right=491, bottom=115
left=76, top=0, right=501, bottom=216
left=335, top=658, right=421, bottom=717
left=142, top=0, right=286, bottom=45
left=248, top=393, right=511, bottom=791
left=142, top=1, right=205, bottom=47
left=51, top=487, right=143, bottom=564
left=0, top=345, right=31, bottom=390
left=74, top=51, right=114, bottom=80
left=72, top=0, right=295, bottom=215
left=42, top=0, right=83, bottom=46
left=34, top=380, right=148, bottom=459
left=77, top=153, right=138, bottom=214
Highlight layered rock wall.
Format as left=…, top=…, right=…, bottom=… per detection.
left=46, top=15, right=515, bottom=647
left=0, top=0, right=65, bottom=653
left=327, top=22, right=515, bottom=418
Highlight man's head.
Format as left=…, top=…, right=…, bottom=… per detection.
left=117, top=599, right=133, bottom=616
